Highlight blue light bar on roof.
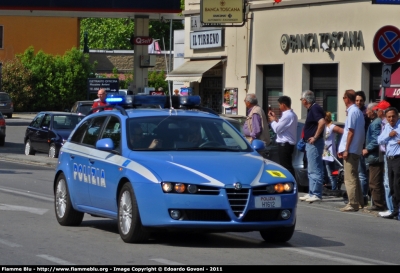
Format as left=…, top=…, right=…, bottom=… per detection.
left=180, top=95, right=201, bottom=106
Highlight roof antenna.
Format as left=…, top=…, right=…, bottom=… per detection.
left=161, top=36, right=173, bottom=111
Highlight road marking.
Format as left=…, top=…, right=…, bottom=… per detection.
left=0, top=186, right=53, bottom=202
left=0, top=238, right=22, bottom=247
left=37, top=254, right=75, bottom=265
left=150, top=258, right=185, bottom=265
left=281, top=246, right=396, bottom=265
left=0, top=203, right=48, bottom=215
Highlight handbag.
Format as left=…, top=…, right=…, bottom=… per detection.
left=297, top=128, right=306, bottom=152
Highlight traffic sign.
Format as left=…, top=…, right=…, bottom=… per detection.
left=381, top=64, right=392, bottom=88
left=373, top=25, right=400, bottom=64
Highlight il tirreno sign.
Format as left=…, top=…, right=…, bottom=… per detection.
left=191, top=29, right=223, bottom=49
left=280, top=31, right=365, bottom=52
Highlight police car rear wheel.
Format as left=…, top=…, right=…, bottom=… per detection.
left=25, top=140, right=35, bottom=155
left=118, top=183, right=149, bottom=243
left=49, top=144, right=59, bottom=158
left=0, top=137, right=4, bottom=146
left=259, top=220, right=296, bottom=243
left=54, top=173, right=84, bottom=226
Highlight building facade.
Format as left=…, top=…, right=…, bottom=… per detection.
left=0, top=16, right=80, bottom=61
left=175, top=0, right=400, bottom=121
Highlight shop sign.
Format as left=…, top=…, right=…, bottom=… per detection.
left=190, top=29, right=223, bottom=49
left=280, top=31, right=365, bottom=53
left=132, top=36, right=153, bottom=45
left=201, top=0, right=244, bottom=24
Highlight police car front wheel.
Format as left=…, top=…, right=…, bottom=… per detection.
left=54, top=173, right=84, bottom=226
left=117, top=182, right=149, bottom=243
left=259, top=220, right=296, bottom=243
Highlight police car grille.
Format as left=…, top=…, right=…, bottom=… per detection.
left=226, top=188, right=249, bottom=217
left=242, top=209, right=289, bottom=222
left=182, top=210, right=230, bottom=221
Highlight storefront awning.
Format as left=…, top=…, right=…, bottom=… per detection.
left=379, top=67, right=400, bottom=98
left=165, top=59, right=223, bottom=83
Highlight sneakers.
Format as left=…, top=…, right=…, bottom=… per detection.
left=340, top=205, right=359, bottom=212
left=305, top=195, right=322, bottom=202
left=299, top=194, right=311, bottom=201
left=379, top=210, right=392, bottom=217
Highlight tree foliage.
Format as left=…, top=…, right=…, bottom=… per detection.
left=80, top=17, right=183, bottom=51
left=2, top=47, right=96, bottom=112
left=148, top=70, right=168, bottom=93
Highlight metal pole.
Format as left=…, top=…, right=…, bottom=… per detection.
left=381, top=86, right=385, bottom=101
left=169, top=19, right=173, bottom=95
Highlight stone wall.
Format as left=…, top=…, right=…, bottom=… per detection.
left=89, top=51, right=173, bottom=74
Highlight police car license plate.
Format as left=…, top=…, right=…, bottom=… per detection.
left=255, top=196, right=281, bottom=208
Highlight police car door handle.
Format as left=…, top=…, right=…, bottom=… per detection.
left=89, top=159, right=95, bottom=164
left=69, top=155, right=75, bottom=159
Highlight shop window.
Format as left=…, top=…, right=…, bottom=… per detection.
left=310, top=64, right=338, bottom=120
left=200, top=77, right=223, bottom=114
left=263, top=65, right=283, bottom=118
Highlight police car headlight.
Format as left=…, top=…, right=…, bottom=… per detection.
left=174, top=183, right=186, bottom=193
left=274, top=184, right=285, bottom=193
left=187, top=184, right=198, bottom=194
left=162, top=182, right=173, bottom=193
left=284, top=183, right=294, bottom=192
left=266, top=185, right=275, bottom=194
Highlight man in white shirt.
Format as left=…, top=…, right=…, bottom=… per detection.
left=268, top=96, right=298, bottom=179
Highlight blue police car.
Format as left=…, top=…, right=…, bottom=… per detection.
left=53, top=95, right=297, bottom=244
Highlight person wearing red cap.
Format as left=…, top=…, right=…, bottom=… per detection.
left=373, top=100, right=393, bottom=217
left=362, top=102, right=386, bottom=211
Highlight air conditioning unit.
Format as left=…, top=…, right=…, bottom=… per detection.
left=140, top=55, right=156, bottom=67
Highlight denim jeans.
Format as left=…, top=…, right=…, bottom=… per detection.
left=306, top=138, right=325, bottom=199
left=383, top=156, right=393, bottom=212
left=358, top=155, right=369, bottom=197
left=324, top=160, right=338, bottom=190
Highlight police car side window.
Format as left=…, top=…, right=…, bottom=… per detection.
left=101, top=116, right=121, bottom=150
left=82, top=116, right=107, bottom=146
left=70, top=119, right=89, bottom=143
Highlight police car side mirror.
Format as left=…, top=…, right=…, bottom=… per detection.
left=96, top=138, right=115, bottom=151
left=252, top=139, right=265, bottom=152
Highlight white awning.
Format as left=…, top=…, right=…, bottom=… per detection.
left=165, top=59, right=222, bottom=83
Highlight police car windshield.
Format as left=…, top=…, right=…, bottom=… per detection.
left=127, top=116, right=249, bottom=151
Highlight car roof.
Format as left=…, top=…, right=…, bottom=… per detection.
left=90, top=107, right=223, bottom=120
left=38, top=111, right=84, bottom=116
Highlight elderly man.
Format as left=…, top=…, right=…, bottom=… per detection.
left=362, top=102, right=386, bottom=211
left=338, top=89, right=365, bottom=212
left=243, top=93, right=270, bottom=148
left=378, top=107, right=400, bottom=220
left=299, top=90, right=326, bottom=203
left=372, top=100, right=393, bottom=217
left=92, top=88, right=112, bottom=112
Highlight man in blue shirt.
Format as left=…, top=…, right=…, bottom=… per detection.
left=338, top=89, right=365, bottom=212
left=299, top=90, right=325, bottom=203
left=377, top=107, right=400, bottom=220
